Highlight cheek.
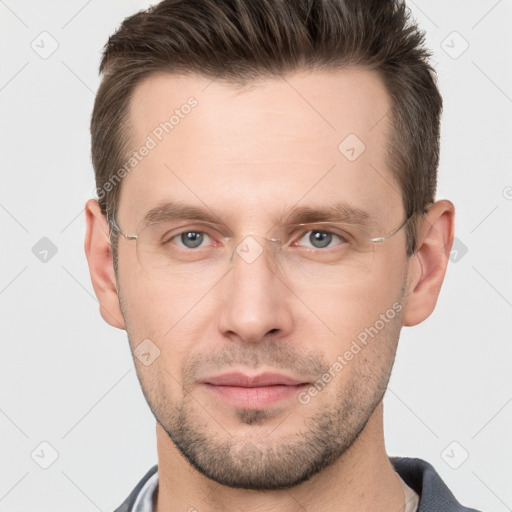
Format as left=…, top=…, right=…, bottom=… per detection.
left=118, top=243, right=407, bottom=370
left=118, top=270, right=216, bottom=381
left=117, top=242, right=211, bottom=337
left=297, top=258, right=406, bottom=352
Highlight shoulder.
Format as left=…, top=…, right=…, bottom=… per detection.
left=114, top=459, right=486, bottom=512
left=390, top=456, right=484, bottom=512
left=113, top=465, right=158, bottom=512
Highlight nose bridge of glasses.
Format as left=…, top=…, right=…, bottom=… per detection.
left=230, top=232, right=283, bottom=267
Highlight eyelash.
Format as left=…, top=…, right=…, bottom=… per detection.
left=162, top=226, right=350, bottom=250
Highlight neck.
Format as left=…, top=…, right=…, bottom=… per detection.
left=155, top=402, right=405, bottom=512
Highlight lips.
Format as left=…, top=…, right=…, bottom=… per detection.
left=203, top=372, right=307, bottom=387
left=201, top=372, right=310, bottom=409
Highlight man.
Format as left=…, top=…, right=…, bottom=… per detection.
left=84, top=0, right=482, bottom=511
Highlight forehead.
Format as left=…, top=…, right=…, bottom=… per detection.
left=128, top=68, right=391, bottom=147
left=120, top=68, right=400, bottom=227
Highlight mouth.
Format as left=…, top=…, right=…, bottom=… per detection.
left=200, top=371, right=310, bottom=409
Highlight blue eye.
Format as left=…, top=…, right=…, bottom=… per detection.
left=297, top=230, right=345, bottom=249
left=174, top=231, right=211, bottom=249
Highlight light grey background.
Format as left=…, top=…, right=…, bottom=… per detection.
left=1, top=1, right=511, bottom=511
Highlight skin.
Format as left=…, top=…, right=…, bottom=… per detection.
left=85, top=69, right=454, bottom=512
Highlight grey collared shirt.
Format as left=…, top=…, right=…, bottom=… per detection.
left=114, top=457, right=484, bottom=512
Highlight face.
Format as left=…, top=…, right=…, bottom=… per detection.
left=115, top=69, right=410, bottom=489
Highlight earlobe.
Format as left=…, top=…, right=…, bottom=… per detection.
left=84, top=199, right=126, bottom=330
left=402, top=200, right=455, bottom=327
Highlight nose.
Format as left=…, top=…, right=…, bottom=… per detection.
left=216, top=237, right=294, bottom=344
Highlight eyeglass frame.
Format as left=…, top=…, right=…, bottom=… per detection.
left=107, top=207, right=423, bottom=250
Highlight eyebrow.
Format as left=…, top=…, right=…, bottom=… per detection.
left=142, top=201, right=227, bottom=226
left=278, top=203, right=379, bottom=229
left=141, top=200, right=379, bottom=230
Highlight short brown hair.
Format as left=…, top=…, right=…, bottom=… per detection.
left=91, top=0, right=441, bottom=257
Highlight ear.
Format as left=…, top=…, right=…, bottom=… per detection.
left=84, top=199, right=126, bottom=330
left=402, top=200, right=455, bottom=327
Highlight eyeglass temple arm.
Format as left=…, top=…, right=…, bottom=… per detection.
left=370, top=213, right=412, bottom=243
left=106, top=216, right=138, bottom=241
left=370, top=203, right=432, bottom=244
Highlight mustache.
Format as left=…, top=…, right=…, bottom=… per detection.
left=183, top=340, right=330, bottom=382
